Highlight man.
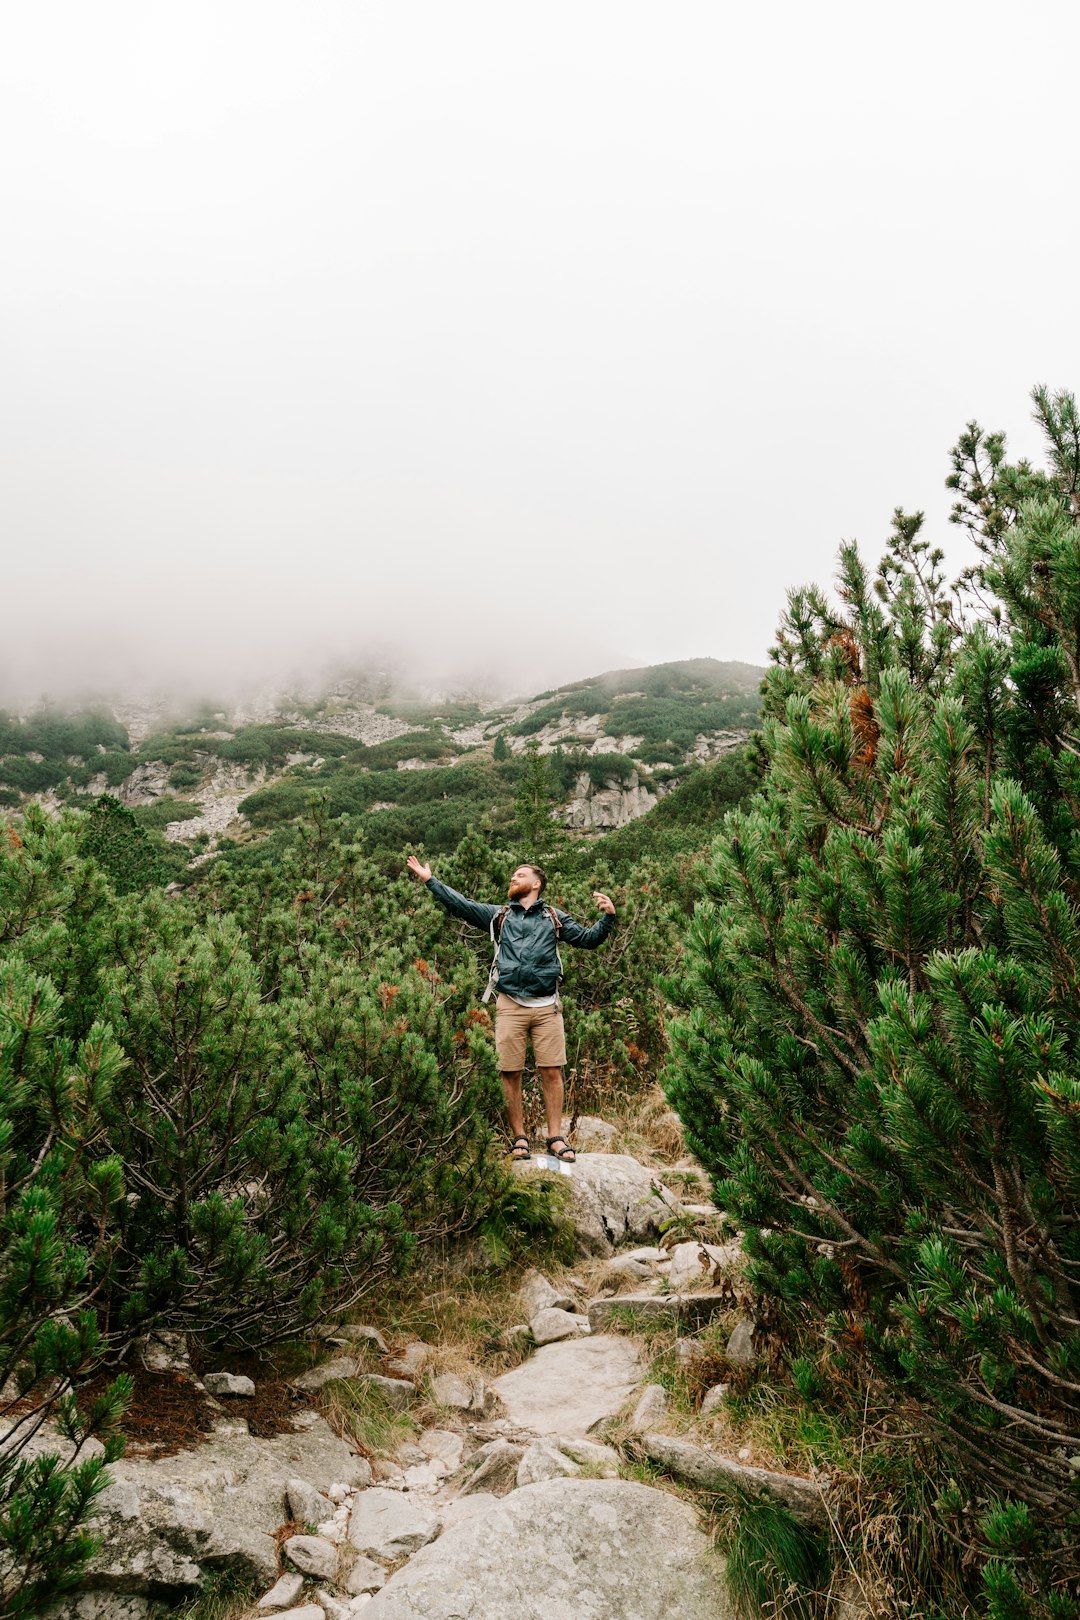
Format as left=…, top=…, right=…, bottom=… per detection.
left=406, top=856, right=616, bottom=1162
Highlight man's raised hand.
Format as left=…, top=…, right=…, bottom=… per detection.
left=593, top=892, right=616, bottom=915
left=407, top=855, right=432, bottom=883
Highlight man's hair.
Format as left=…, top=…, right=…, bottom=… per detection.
left=523, top=863, right=547, bottom=893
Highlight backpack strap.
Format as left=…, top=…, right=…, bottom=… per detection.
left=481, top=907, right=510, bottom=1003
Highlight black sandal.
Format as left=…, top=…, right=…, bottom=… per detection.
left=510, top=1135, right=531, bottom=1161
left=546, top=1137, right=576, bottom=1163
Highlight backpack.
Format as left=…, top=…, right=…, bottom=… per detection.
left=481, top=904, right=563, bottom=1004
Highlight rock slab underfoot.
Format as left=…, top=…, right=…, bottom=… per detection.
left=490, top=1334, right=643, bottom=1435
left=362, top=1477, right=732, bottom=1620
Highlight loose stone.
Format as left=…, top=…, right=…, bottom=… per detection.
left=257, top=1572, right=305, bottom=1610
left=283, top=1534, right=340, bottom=1580
left=203, top=1371, right=256, bottom=1397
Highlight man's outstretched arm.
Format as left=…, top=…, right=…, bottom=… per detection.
left=406, top=855, right=501, bottom=930
left=556, top=891, right=617, bottom=948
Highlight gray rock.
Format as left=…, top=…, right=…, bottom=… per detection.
left=287, top=1477, right=334, bottom=1526
left=430, top=1372, right=484, bottom=1411
left=272, top=1608, right=326, bottom=1620
left=631, top=1383, right=669, bottom=1431
left=317, top=1593, right=354, bottom=1620
left=79, top=1411, right=369, bottom=1596
left=384, top=1342, right=431, bottom=1380
left=700, top=1384, right=730, bottom=1417
left=676, top=1336, right=709, bottom=1367
left=291, top=1356, right=361, bottom=1393
left=346, top=1555, right=388, bottom=1594
left=519, top=1268, right=575, bottom=1315
left=362, top=1477, right=732, bottom=1619
left=499, top=1323, right=532, bottom=1352
left=258, top=1572, right=305, bottom=1609
left=641, top=1433, right=829, bottom=1525
left=491, top=1334, right=643, bottom=1436
left=347, top=1487, right=439, bottom=1560
left=417, top=1429, right=464, bottom=1471
left=202, top=1370, right=256, bottom=1397
left=356, top=1373, right=416, bottom=1409
left=603, top=1255, right=654, bottom=1282
left=44, top=1597, right=153, bottom=1619
left=569, top=1154, right=681, bottom=1256
left=622, top=1246, right=667, bottom=1263
left=132, top=1330, right=192, bottom=1375
left=725, top=1318, right=757, bottom=1367
left=560, top=1114, right=617, bottom=1150
left=556, top=1436, right=620, bottom=1476
left=587, top=1290, right=730, bottom=1332
left=516, top=1438, right=581, bottom=1487
left=438, top=1491, right=500, bottom=1531
left=284, top=1534, right=341, bottom=1580
left=322, top=1323, right=388, bottom=1354
left=458, top=1438, right=524, bottom=1496
left=529, top=1307, right=581, bottom=1345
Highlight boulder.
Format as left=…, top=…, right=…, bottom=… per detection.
left=362, top=1478, right=732, bottom=1619
left=346, top=1555, right=388, bottom=1594
left=529, top=1307, right=582, bottom=1345
left=556, top=1436, right=621, bottom=1476
left=347, top=1487, right=440, bottom=1561
left=457, top=1438, right=524, bottom=1496
left=491, top=1334, right=642, bottom=1435
left=560, top=1114, right=617, bottom=1151
left=640, top=1433, right=829, bottom=1525
left=258, top=1572, right=305, bottom=1610
left=384, top=1342, right=431, bottom=1380
left=725, top=1318, right=757, bottom=1368
left=519, top=1268, right=575, bottom=1315
left=700, top=1384, right=730, bottom=1417
left=603, top=1255, right=654, bottom=1282
left=516, top=1438, right=581, bottom=1487
left=290, top=1356, right=361, bottom=1394
left=284, top=1534, right=341, bottom=1580
left=355, top=1373, right=416, bottom=1409
left=132, top=1330, right=192, bottom=1375
left=270, top=1608, right=326, bottom=1620
left=631, top=1383, right=669, bottom=1431
left=417, top=1429, right=464, bottom=1471
left=321, top=1323, right=388, bottom=1354
left=667, top=1242, right=742, bottom=1291
left=587, top=1291, right=730, bottom=1333
left=438, top=1492, right=500, bottom=1531
left=569, top=1154, right=681, bottom=1255
left=78, top=1411, right=369, bottom=1597
left=430, top=1372, right=484, bottom=1411
left=287, top=1478, right=334, bottom=1526
left=203, top=1371, right=256, bottom=1398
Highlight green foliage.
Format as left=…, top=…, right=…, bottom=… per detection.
left=81, top=796, right=176, bottom=895
left=0, top=932, right=131, bottom=1614
left=667, top=386, right=1080, bottom=1608
left=492, top=732, right=510, bottom=761
left=721, top=1494, right=828, bottom=1620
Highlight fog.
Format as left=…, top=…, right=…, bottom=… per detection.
left=2, top=1, right=1078, bottom=709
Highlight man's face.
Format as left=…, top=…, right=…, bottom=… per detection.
left=508, top=865, right=540, bottom=900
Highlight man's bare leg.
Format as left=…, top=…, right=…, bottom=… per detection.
left=539, top=1065, right=574, bottom=1159
left=501, top=1070, right=526, bottom=1141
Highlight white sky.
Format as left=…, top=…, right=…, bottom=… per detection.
left=2, top=1, right=1078, bottom=704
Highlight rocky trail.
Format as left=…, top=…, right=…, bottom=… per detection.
left=49, top=1128, right=831, bottom=1620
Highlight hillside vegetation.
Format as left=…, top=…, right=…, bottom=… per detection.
left=0, top=658, right=763, bottom=875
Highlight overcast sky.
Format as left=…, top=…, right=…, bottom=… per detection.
left=2, top=1, right=1078, bottom=705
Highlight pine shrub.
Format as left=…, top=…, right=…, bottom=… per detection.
left=667, top=388, right=1080, bottom=1608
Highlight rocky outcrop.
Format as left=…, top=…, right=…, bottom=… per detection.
left=561, top=768, right=673, bottom=832
left=76, top=1411, right=370, bottom=1597
left=362, top=1477, right=733, bottom=1619
left=490, top=1334, right=643, bottom=1435
left=640, top=1433, right=830, bottom=1526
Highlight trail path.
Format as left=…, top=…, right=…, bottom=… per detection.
left=52, top=1137, right=829, bottom=1620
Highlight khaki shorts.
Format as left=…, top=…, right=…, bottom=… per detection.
left=495, top=992, right=567, bottom=1070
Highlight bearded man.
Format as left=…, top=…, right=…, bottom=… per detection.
left=406, top=856, right=616, bottom=1162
